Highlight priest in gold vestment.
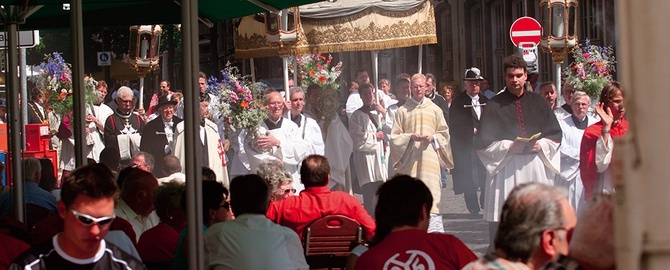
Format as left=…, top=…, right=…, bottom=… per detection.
left=390, top=73, right=453, bottom=232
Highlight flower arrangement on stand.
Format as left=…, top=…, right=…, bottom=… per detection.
left=211, top=63, right=268, bottom=133
left=33, top=52, right=98, bottom=118
left=290, top=54, right=344, bottom=140
left=290, top=54, right=343, bottom=90
left=563, top=39, right=616, bottom=100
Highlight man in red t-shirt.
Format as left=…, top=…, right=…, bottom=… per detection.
left=356, top=175, right=477, bottom=270
left=266, top=154, right=376, bottom=240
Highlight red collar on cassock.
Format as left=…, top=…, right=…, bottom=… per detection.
left=579, top=118, right=629, bottom=199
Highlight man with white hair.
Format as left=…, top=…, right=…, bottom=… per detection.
left=556, top=91, right=597, bottom=212
left=244, top=90, right=311, bottom=192
left=104, top=86, right=145, bottom=164
left=463, top=183, right=577, bottom=270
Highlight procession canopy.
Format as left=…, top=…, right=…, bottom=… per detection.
left=234, top=0, right=437, bottom=59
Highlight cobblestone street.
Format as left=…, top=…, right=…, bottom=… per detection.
left=438, top=174, right=489, bottom=256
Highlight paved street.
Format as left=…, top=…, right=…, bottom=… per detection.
left=438, top=174, right=489, bottom=256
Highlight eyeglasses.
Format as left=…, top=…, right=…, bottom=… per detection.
left=218, top=201, right=230, bottom=210
left=119, top=99, right=134, bottom=104
left=70, top=209, right=116, bottom=227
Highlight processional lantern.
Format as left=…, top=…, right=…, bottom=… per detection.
left=539, top=0, right=578, bottom=63
left=128, top=25, right=162, bottom=109
left=264, top=7, right=300, bottom=55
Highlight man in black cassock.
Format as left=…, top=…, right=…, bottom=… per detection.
left=104, top=86, right=144, bottom=165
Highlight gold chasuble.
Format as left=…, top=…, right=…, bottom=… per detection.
left=390, top=98, right=453, bottom=213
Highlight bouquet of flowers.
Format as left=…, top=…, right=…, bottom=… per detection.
left=211, top=63, right=267, bottom=133
left=563, top=39, right=616, bottom=100
left=33, top=52, right=98, bottom=117
left=290, top=54, right=343, bottom=90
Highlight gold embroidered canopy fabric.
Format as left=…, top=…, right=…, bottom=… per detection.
left=234, top=0, right=437, bottom=59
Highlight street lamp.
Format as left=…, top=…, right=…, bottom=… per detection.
left=264, top=8, right=300, bottom=115
left=128, top=25, right=162, bottom=109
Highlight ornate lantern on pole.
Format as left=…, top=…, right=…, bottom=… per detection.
left=128, top=25, right=162, bottom=109
left=540, top=0, right=577, bottom=99
left=265, top=7, right=300, bottom=114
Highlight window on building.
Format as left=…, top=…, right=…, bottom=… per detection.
left=579, top=0, right=603, bottom=43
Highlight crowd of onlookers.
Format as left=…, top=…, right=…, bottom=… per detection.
left=0, top=52, right=625, bottom=269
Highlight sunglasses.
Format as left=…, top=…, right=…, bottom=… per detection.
left=219, top=201, right=230, bottom=210
left=70, top=209, right=116, bottom=227
left=282, top=188, right=297, bottom=195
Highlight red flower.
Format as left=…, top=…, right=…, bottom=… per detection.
left=240, top=100, right=249, bottom=109
left=318, top=75, right=326, bottom=83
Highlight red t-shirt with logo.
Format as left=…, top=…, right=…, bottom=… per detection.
left=356, top=229, right=477, bottom=270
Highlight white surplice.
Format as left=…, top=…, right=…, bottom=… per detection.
left=557, top=115, right=596, bottom=213
left=349, top=109, right=388, bottom=187
left=295, top=114, right=325, bottom=156
left=303, top=108, right=353, bottom=188
left=87, top=103, right=114, bottom=162
left=477, top=138, right=560, bottom=222
left=174, top=119, right=229, bottom=186
left=245, top=119, right=311, bottom=192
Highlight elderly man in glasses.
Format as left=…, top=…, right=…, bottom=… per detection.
left=104, top=86, right=145, bottom=165
left=10, top=164, right=144, bottom=269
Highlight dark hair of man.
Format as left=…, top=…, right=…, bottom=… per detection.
left=202, top=166, right=217, bottom=181
left=395, top=73, right=411, bottom=82
left=38, top=159, right=57, bottom=192
left=162, top=155, right=181, bottom=175
left=229, top=174, right=270, bottom=216
left=598, top=81, right=624, bottom=104
left=120, top=168, right=157, bottom=199
left=198, top=71, right=207, bottom=79
left=153, top=181, right=185, bottom=222
left=61, top=164, right=119, bottom=208
left=359, top=83, right=374, bottom=95
left=371, top=175, right=432, bottom=247
left=161, top=80, right=171, bottom=88
left=306, top=84, right=323, bottom=97
left=100, top=147, right=121, bottom=173
left=495, top=182, right=567, bottom=262
left=503, top=54, right=528, bottom=73
left=425, top=73, right=437, bottom=84
left=116, top=166, right=134, bottom=190
left=300, top=155, right=330, bottom=188
left=181, top=180, right=228, bottom=225
left=30, top=86, right=42, bottom=100
left=356, top=69, right=368, bottom=77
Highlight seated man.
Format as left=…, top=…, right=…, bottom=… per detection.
left=463, top=183, right=577, bottom=270
left=10, top=164, right=144, bottom=269
left=266, top=154, right=376, bottom=240
left=114, top=168, right=159, bottom=241
left=356, top=175, right=477, bottom=269
left=541, top=194, right=615, bottom=270
left=205, top=174, right=308, bottom=269
left=0, top=158, right=57, bottom=216
left=158, top=155, right=185, bottom=184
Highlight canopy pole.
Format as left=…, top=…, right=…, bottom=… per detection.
left=7, top=20, right=24, bottom=223
left=293, top=59, right=298, bottom=85
left=182, top=0, right=204, bottom=268
left=71, top=0, right=86, bottom=166
left=555, top=63, right=562, bottom=103
left=250, top=58, right=256, bottom=83
left=372, top=51, right=379, bottom=90
left=418, top=45, right=423, bottom=74
left=139, top=75, right=145, bottom=109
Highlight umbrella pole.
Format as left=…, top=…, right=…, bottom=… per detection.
left=7, top=21, right=24, bottom=223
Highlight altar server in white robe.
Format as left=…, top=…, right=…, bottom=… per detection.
left=86, top=82, right=114, bottom=162
left=288, top=87, right=325, bottom=157
left=557, top=91, right=596, bottom=213
left=304, top=84, right=353, bottom=190
left=349, top=83, right=388, bottom=215
left=174, top=94, right=229, bottom=186
left=246, top=91, right=311, bottom=192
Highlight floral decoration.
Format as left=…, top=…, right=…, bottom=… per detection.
left=33, top=52, right=98, bottom=117
left=563, top=39, right=616, bottom=100
left=211, top=63, right=268, bottom=132
left=290, top=54, right=343, bottom=90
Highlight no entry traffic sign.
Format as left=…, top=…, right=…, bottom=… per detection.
left=510, top=17, right=542, bottom=47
